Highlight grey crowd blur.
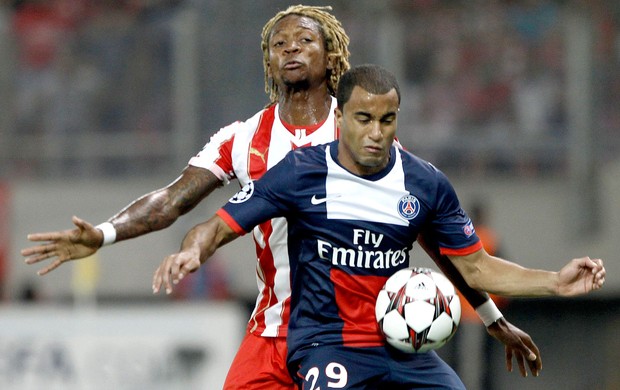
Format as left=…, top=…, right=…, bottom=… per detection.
left=0, top=0, right=618, bottom=179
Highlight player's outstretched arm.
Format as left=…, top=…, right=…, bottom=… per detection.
left=417, top=232, right=541, bottom=377
left=448, top=250, right=606, bottom=297
left=107, top=167, right=221, bottom=241
left=22, top=167, right=221, bottom=276
left=153, top=214, right=239, bottom=295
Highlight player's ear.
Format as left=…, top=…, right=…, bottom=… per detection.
left=326, top=54, right=335, bottom=71
left=335, top=107, right=343, bottom=126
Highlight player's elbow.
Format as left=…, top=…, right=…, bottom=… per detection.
left=449, top=255, right=487, bottom=291
left=461, top=269, right=487, bottom=291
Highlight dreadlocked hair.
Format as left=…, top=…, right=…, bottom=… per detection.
left=261, top=5, right=350, bottom=104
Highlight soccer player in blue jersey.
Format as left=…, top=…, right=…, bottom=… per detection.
left=153, top=64, right=605, bottom=389
left=154, top=64, right=605, bottom=388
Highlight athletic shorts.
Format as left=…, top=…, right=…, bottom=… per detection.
left=288, top=344, right=466, bottom=390
left=223, top=331, right=294, bottom=390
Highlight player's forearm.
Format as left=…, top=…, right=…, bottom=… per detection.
left=106, top=167, right=222, bottom=243
left=181, top=215, right=238, bottom=264
left=480, top=259, right=559, bottom=297
left=450, top=252, right=560, bottom=297
left=109, top=190, right=182, bottom=242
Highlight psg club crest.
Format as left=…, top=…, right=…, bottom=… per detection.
left=230, top=181, right=254, bottom=204
left=397, top=195, right=420, bottom=220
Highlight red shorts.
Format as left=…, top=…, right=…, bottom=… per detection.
left=223, top=331, right=294, bottom=390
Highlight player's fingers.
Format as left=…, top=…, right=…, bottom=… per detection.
left=24, top=247, right=60, bottom=264
left=517, top=337, right=538, bottom=375
left=169, top=257, right=184, bottom=286
left=515, top=342, right=539, bottom=377
left=181, top=264, right=195, bottom=276
left=23, top=253, right=49, bottom=264
left=166, top=255, right=185, bottom=293
left=522, top=334, right=542, bottom=376
left=505, top=347, right=513, bottom=373
left=73, top=220, right=90, bottom=236
left=528, top=356, right=541, bottom=377
left=515, top=351, right=527, bottom=377
left=177, top=263, right=188, bottom=282
left=584, top=257, right=604, bottom=272
left=24, top=256, right=44, bottom=265
left=72, top=216, right=98, bottom=235
left=591, top=258, right=603, bottom=267
left=37, top=259, right=62, bottom=276
left=152, top=266, right=163, bottom=294
left=72, top=215, right=87, bottom=227
left=593, top=260, right=605, bottom=279
left=27, top=232, right=61, bottom=242
left=520, top=343, right=537, bottom=362
left=535, top=352, right=543, bottom=374
left=161, top=258, right=174, bottom=294
left=179, top=259, right=200, bottom=279
left=21, top=246, right=38, bottom=256
left=21, top=243, right=55, bottom=257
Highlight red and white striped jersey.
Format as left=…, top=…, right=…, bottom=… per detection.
left=188, top=97, right=339, bottom=337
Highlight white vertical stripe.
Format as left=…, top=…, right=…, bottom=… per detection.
left=230, top=112, right=263, bottom=186
left=261, top=216, right=290, bottom=337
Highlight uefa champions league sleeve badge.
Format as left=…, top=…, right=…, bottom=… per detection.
left=229, top=182, right=255, bottom=204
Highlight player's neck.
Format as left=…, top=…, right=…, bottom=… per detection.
left=278, top=89, right=332, bottom=126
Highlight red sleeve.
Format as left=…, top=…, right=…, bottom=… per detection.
left=439, top=241, right=483, bottom=256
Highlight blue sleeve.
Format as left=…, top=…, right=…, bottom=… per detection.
left=221, top=152, right=297, bottom=232
left=429, top=169, right=481, bottom=254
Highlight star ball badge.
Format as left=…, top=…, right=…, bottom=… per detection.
left=230, top=181, right=255, bottom=204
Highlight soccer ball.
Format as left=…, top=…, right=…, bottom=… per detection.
left=375, top=267, right=461, bottom=353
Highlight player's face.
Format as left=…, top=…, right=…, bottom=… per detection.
left=267, top=15, right=331, bottom=92
left=335, top=86, right=399, bottom=176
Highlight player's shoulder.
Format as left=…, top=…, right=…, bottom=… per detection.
left=398, top=147, right=453, bottom=190
left=288, top=141, right=332, bottom=161
left=220, top=104, right=276, bottom=133
left=398, top=147, right=438, bottom=173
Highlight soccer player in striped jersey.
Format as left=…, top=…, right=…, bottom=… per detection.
left=24, top=6, right=549, bottom=389
left=153, top=64, right=605, bottom=389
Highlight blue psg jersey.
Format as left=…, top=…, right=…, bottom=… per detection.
left=217, top=140, right=481, bottom=355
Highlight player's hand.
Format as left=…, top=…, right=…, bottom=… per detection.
left=21, top=216, right=103, bottom=275
left=557, top=257, right=605, bottom=296
left=152, top=250, right=201, bottom=295
left=486, top=317, right=542, bottom=377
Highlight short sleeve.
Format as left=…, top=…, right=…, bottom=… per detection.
left=219, top=151, right=298, bottom=233
left=430, top=170, right=482, bottom=255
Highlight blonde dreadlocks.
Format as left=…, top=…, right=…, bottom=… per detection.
left=261, top=5, right=351, bottom=104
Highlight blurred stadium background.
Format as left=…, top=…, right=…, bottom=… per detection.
left=0, top=0, right=618, bottom=389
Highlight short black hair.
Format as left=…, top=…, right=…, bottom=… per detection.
left=336, top=64, right=401, bottom=109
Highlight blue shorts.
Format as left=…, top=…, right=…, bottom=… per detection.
left=288, top=344, right=465, bottom=390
